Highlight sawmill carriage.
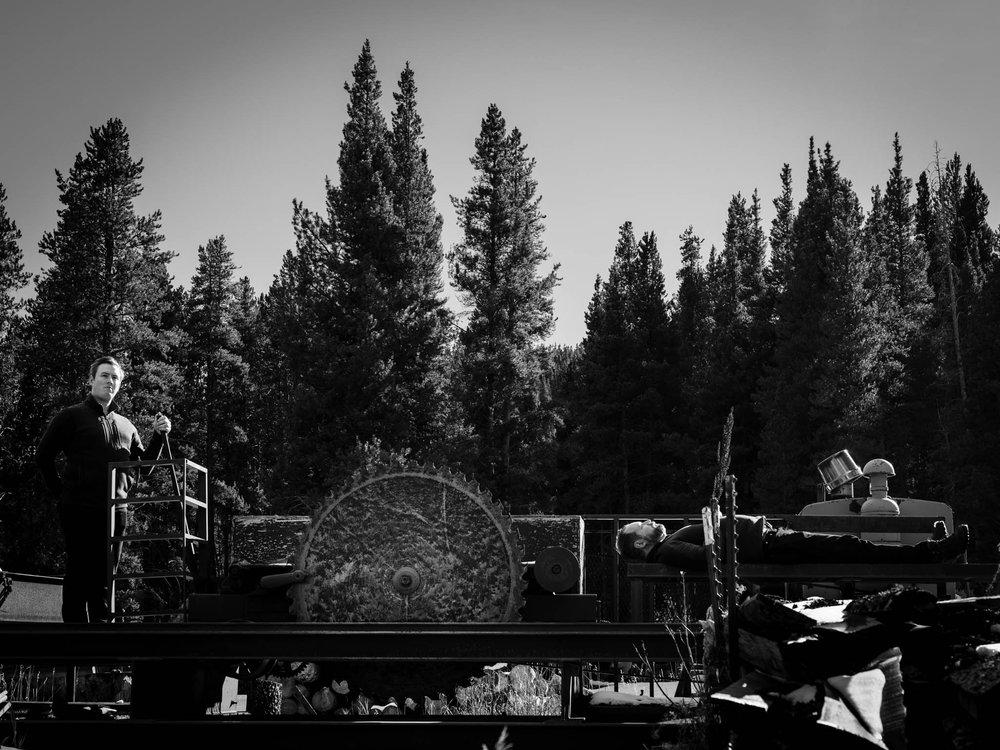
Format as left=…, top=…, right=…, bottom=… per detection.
left=115, top=453, right=605, bottom=717
left=6, top=448, right=998, bottom=748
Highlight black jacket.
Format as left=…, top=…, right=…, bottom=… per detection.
left=36, top=395, right=164, bottom=507
left=647, top=515, right=768, bottom=569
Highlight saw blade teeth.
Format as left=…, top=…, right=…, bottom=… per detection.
left=291, top=458, right=527, bottom=623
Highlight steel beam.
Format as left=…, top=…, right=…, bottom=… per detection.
left=0, top=622, right=680, bottom=663
left=16, top=717, right=670, bottom=750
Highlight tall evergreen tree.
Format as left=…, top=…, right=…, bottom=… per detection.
left=0, top=183, right=29, bottom=432
left=860, top=136, right=933, bottom=486
left=0, top=183, right=28, bottom=338
left=701, top=191, right=770, bottom=504
left=4, top=119, right=180, bottom=572
left=915, top=150, right=1000, bottom=549
left=325, top=42, right=451, bottom=463
left=674, top=226, right=710, bottom=360
left=259, top=200, right=340, bottom=506
left=756, top=141, right=884, bottom=510
left=0, top=183, right=31, bottom=564
left=560, top=223, right=678, bottom=513
left=230, top=276, right=268, bottom=514
left=671, top=226, right=716, bottom=491
left=26, top=118, right=180, bottom=417
left=384, top=61, right=452, bottom=449
left=182, top=235, right=253, bottom=570
left=450, top=104, right=559, bottom=509
left=767, top=164, right=795, bottom=297
left=261, top=43, right=453, bottom=504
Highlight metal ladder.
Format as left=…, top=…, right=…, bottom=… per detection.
left=106, top=439, right=209, bottom=621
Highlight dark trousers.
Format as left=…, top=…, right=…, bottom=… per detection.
left=764, top=528, right=930, bottom=564
left=58, top=503, right=127, bottom=623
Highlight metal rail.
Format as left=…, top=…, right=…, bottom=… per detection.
left=0, top=621, right=681, bottom=663
left=14, top=716, right=670, bottom=750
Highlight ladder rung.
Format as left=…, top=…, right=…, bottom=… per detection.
left=111, top=495, right=202, bottom=506
left=111, top=533, right=203, bottom=543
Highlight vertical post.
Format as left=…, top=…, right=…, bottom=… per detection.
left=703, top=501, right=724, bottom=689
left=107, top=465, right=116, bottom=621
left=630, top=579, right=644, bottom=623
left=611, top=516, right=621, bottom=623
left=724, top=475, right=740, bottom=683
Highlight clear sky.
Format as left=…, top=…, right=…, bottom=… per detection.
left=2, top=0, right=998, bottom=345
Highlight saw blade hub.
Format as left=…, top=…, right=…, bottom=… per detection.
left=391, top=566, right=422, bottom=595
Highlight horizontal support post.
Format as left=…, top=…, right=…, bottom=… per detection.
left=0, top=622, right=680, bottom=664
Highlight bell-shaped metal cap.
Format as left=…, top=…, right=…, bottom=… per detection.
left=817, top=449, right=863, bottom=492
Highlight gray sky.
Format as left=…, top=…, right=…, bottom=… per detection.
left=2, top=0, right=998, bottom=345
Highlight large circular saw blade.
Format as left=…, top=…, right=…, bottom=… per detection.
left=292, top=460, right=525, bottom=623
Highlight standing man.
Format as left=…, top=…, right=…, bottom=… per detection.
left=36, top=355, right=172, bottom=622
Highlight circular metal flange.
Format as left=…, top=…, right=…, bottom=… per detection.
left=533, top=546, right=580, bottom=593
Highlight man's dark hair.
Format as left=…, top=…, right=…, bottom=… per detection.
left=89, top=355, right=125, bottom=380
left=616, top=525, right=644, bottom=560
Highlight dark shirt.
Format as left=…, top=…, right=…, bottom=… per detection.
left=646, top=515, right=767, bottom=570
left=36, top=395, right=164, bottom=508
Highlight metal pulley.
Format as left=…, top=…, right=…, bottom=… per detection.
left=528, top=546, right=580, bottom=594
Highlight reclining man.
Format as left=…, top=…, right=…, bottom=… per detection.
left=616, top=516, right=969, bottom=569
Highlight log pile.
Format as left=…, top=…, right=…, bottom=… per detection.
left=710, top=587, right=1000, bottom=750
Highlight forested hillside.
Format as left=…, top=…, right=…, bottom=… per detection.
left=2, top=43, right=998, bottom=573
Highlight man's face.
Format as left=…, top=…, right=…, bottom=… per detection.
left=90, top=363, right=123, bottom=405
left=622, top=519, right=667, bottom=555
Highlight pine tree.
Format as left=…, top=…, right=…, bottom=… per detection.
left=756, top=141, right=884, bottom=510
left=560, top=223, right=679, bottom=513
left=26, top=118, right=180, bottom=416
left=698, top=191, right=771, bottom=505
left=324, top=42, right=451, bottom=463
left=0, top=183, right=31, bottom=564
left=261, top=44, right=454, bottom=504
left=767, top=164, right=795, bottom=296
left=0, top=183, right=29, bottom=338
left=230, top=276, right=268, bottom=513
left=915, top=150, right=1000, bottom=544
left=0, top=183, right=29, bottom=429
left=183, top=235, right=253, bottom=570
left=259, top=200, right=340, bottom=506
left=385, top=61, right=452, bottom=449
left=450, top=104, right=559, bottom=508
left=4, top=119, right=181, bottom=572
left=674, top=226, right=710, bottom=358
left=859, top=136, right=933, bottom=486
